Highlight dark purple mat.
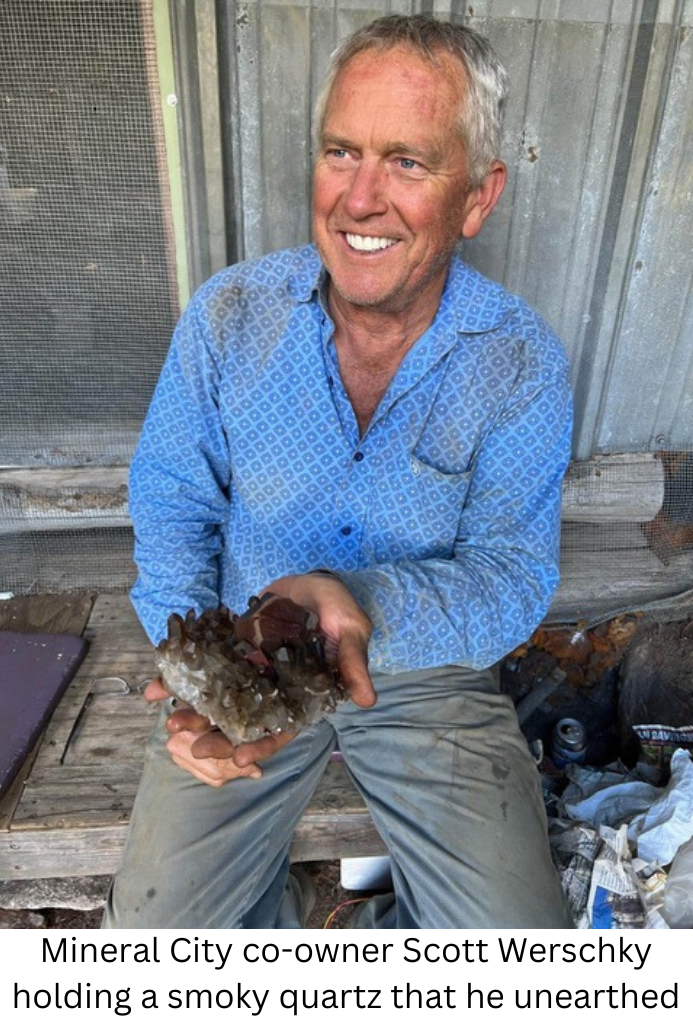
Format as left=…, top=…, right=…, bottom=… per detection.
left=0, top=631, right=88, bottom=796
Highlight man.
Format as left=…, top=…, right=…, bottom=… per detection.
left=104, top=14, right=573, bottom=928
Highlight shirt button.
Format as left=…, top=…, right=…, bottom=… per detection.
left=340, top=526, right=352, bottom=536
left=354, top=451, right=364, bottom=462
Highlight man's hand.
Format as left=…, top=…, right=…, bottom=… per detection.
left=259, top=572, right=376, bottom=708
left=144, top=678, right=294, bottom=787
left=147, top=572, right=374, bottom=786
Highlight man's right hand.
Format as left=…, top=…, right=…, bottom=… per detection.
left=144, top=679, right=294, bottom=787
left=147, top=573, right=374, bottom=786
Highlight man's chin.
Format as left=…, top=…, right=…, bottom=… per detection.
left=326, top=276, right=406, bottom=315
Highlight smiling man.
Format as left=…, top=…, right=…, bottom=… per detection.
left=104, top=15, right=574, bottom=929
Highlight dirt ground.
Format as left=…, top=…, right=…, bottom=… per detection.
left=0, top=860, right=367, bottom=930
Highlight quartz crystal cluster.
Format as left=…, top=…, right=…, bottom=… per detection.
left=155, top=593, right=347, bottom=745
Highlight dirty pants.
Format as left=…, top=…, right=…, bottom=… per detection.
left=103, top=665, right=573, bottom=928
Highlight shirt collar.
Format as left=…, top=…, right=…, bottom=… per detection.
left=287, top=244, right=513, bottom=335
left=287, top=245, right=325, bottom=303
left=442, top=254, right=514, bottom=335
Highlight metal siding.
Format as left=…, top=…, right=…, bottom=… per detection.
left=182, top=0, right=693, bottom=456
left=595, top=15, right=693, bottom=451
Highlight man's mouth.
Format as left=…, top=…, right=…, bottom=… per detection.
left=345, top=233, right=398, bottom=253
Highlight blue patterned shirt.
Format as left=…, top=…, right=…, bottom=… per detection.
left=130, top=245, right=572, bottom=671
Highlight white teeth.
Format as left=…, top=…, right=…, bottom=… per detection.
left=346, top=233, right=397, bottom=252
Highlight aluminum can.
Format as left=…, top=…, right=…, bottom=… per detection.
left=551, top=717, right=587, bottom=766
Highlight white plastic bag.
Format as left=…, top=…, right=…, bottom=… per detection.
left=661, top=834, right=693, bottom=928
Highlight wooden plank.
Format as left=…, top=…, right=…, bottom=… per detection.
left=82, top=593, right=151, bottom=646
left=560, top=521, right=650, bottom=552
left=290, top=819, right=386, bottom=863
left=0, top=467, right=129, bottom=534
left=2, top=425, right=140, bottom=470
left=14, top=696, right=157, bottom=830
left=291, top=761, right=384, bottom=860
left=0, top=804, right=384, bottom=879
left=11, top=774, right=142, bottom=831
left=561, top=453, right=664, bottom=522
left=549, top=541, right=693, bottom=622
left=0, top=825, right=130, bottom=879
left=0, top=592, right=95, bottom=634
left=0, top=758, right=380, bottom=879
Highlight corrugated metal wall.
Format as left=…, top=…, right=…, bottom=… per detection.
left=171, top=0, right=693, bottom=459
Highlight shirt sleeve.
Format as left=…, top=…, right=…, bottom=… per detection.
left=334, top=356, right=573, bottom=672
left=129, top=293, right=231, bottom=644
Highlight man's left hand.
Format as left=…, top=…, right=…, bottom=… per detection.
left=259, top=572, right=376, bottom=708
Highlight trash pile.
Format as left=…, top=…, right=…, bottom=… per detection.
left=550, top=749, right=693, bottom=928
left=503, top=615, right=693, bottom=929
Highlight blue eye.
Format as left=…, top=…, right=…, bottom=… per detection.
left=399, top=158, right=418, bottom=170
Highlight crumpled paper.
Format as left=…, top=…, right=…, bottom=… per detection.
left=552, top=749, right=693, bottom=927
left=561, top=750, right=693, bottom=866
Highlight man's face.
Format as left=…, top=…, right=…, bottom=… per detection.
left=313, top=46, right=486, bottom=319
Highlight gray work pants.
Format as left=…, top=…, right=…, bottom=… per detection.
left=103, top=665, right=573, bottom=928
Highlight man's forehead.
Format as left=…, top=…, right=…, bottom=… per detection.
left=327, top=43, right=467, bottom=103
left=320, top=46, right=466, bottom=156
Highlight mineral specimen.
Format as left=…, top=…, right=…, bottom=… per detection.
left=155, top=593, right=347, bottom=745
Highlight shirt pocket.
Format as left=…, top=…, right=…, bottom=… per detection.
left=370, top=457, right=472, bottom=562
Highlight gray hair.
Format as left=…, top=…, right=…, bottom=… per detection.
left=314, top=14, right=507, bottom=187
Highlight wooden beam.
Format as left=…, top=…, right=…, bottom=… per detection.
left=0, top=453, right=666, bottom=534
left=548, top=524, right=693, bottom=622
left=0, top=801, right=385, bottom=880
left=561, top=453, right=664, bottom=522
left=0, top=825, right=129, bottom=880
left=0, top=467, right=128, bottom=534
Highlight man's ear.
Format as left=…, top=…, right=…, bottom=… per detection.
left=461, top=161, right=507, bottom=239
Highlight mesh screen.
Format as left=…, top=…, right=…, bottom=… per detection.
left=0, top=0, right=177, bottom=468
left=0, top=0, right=176, bottom=596
left=551, top=450, right=693, bottom=626
left=3, top=528, right=136, bottom=596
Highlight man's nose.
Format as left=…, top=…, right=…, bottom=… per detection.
left=343, top=159, right=388, bottom=218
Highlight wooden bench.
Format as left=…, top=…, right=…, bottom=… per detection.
left=3, top=465, right=693, bottom=885
left=0, top=594, right=385, bottom=883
